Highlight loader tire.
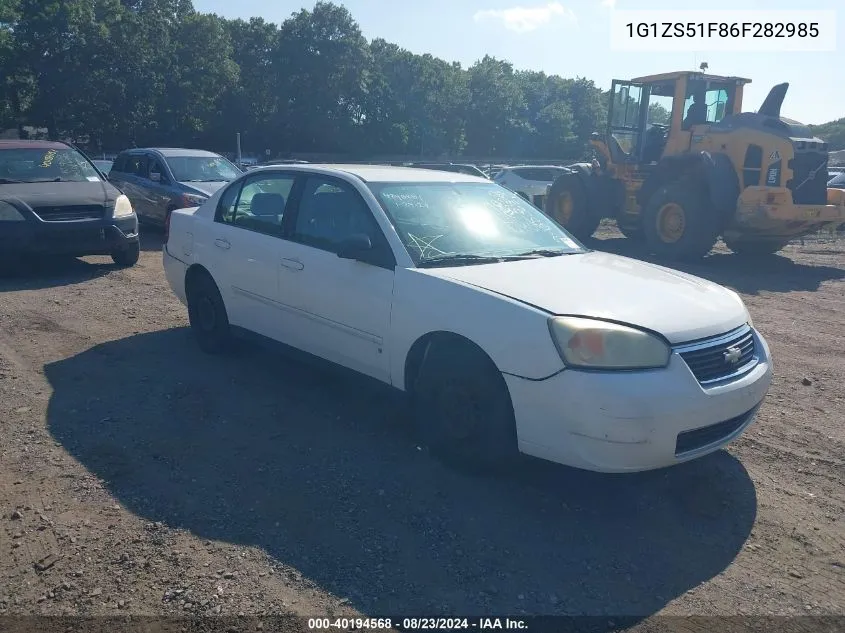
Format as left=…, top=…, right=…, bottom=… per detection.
left=643, top=180, right=719, bottom=261
left=545, top=174, right=599, bottom=241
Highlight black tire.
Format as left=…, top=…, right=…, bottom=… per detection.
left=724, top=237, right=788, bottom=256
left=411, top=340, right=519, bottom=473
left=111, top=241, right=140, bottom=267
left=545, top=174, right=600, bottom=241
left=186, top=271, right=232, bottom=354
left=642, top=180, right=718, bottom=260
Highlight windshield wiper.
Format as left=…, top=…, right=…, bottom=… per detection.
left=0, top=178, right=26, bottom=184
left=508, top=248, right=575, bottom=258
left=417, top=253, right=505, bottom=268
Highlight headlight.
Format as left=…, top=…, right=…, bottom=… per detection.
left=548, top=316, right=670, bottom=370
left=112, top=194, right=135, bottom=218
left=0, top=201, right=25, bottom=222
left=179, top=193, right=207, bottom=207
left=726, top=288, right=753, bottom=327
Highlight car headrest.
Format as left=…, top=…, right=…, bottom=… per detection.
left=250, top=192, right=285, bottom=217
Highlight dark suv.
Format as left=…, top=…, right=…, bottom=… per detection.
left=0, top=140, right=139, bottom=266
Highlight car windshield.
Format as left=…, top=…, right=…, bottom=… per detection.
left=510, top=167, right=569, bottom=181
left=0, top=147, right=101, bottom=183
left=166, top=156, right=241, bottom=182
left=369, top=181, right=586, bottom=266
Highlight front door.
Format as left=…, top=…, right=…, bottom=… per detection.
left=274, top=175, right=396, bottom=383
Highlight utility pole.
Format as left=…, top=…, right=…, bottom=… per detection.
left=236, top=132, right=242, bottom=168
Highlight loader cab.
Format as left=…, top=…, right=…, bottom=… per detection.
left=605, top=71, right=748, bottom=165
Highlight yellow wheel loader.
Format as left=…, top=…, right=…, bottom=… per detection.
left=544, top=71, right=845, bottom=260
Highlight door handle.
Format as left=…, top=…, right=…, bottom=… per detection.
left=214, top=238, right=231, bottom=250
left=280, top=257, right=304, bottom=271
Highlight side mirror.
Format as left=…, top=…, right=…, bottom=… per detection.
left=336, top=233, right=374, bottom=261
left=150, top=172, right=161, bottom=182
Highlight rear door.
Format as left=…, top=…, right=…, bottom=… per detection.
left=200, top=171, right=298, bottom=340
left=118, top=153, right=152, bottom=219
left=147, top=155, right=174, bottom=224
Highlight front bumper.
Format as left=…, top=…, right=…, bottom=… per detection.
left=732, top=186, right=845, bottom=235
left=505, top=328, right=773, bottom=473
left=0, top=214, right=138, bottom=257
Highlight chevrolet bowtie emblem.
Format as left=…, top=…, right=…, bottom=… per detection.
left=723, top=346, right=742, bottom=364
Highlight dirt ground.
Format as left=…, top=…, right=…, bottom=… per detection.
left=1, top=226, right=843, bottom=631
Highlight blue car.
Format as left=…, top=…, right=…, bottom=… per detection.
left=108, top=148, right=242, bottom=226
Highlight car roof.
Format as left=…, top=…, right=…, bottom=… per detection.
left=253, top=164, right=491, bottom=183
left=0, top=139, right=69, bottom=150
left=125, top=147, right=223, bottom=158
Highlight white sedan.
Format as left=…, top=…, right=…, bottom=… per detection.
left=162, top=164, right=772, bottom=473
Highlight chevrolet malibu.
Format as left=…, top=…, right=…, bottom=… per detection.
left=162, top=165, right=773, bottom=473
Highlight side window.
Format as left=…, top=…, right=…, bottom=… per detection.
left=112, top=154, right=128, bottom=173
left=216, top=173, right=294, bottom=237
left=149, top=158, right=169, bottom=184
left=293, top=177, right=383, bottom=253
left=126, top=155, right=148, bottom=178
left=216, top=182, right=242, bottom=224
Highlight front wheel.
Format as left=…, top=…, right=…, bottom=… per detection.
left=186, top=272, right=232, bottom=354
left=111, top=241, right=140, bottom=267
left=411, top=341, right=519, bottom=473
left=642, top=181, right=718, bottom=260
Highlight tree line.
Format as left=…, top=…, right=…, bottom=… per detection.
left=0, top=0, right=840, bottom=159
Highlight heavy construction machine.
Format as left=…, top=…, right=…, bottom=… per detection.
left=544, top=71, right=845, bottom=259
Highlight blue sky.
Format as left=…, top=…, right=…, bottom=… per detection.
left=193, top=0, right=842, bottom=125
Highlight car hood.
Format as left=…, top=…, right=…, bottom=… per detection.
left=178, top=181, right=228, bottom=197
left=418, top=251, right=749, bottom=344
left=0, top=180, right=116, bottom=207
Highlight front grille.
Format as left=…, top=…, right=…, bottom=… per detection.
left=32, top=204, right=105, bottom=222
left=677, top=325, right=756, bottom=384
left=787, top=151, right=828, bottom=205
left=675, top=406, right=758, bottom=456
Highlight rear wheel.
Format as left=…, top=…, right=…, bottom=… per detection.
left=545, top=174, right=600, bottom=241
left=411, top=340, right=519, bottom=473
left=186, top=271, right=232, bottom=354
left=724, top=237, right=789, bottom=256
left=643, top=181, right=718, bottom=260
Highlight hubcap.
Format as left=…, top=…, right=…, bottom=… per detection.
left=437, top=385, right=479, bottom=441
left=555, top=192, right=573, bottom=224
left=656, top=202, right=686, bottom=243
left=196, top=296, right=216, bottom=331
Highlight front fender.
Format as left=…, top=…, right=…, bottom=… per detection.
left=388, top=268, right=565, bottom=389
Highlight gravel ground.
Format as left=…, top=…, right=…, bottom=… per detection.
left=0, top=227, right=843, bottom=632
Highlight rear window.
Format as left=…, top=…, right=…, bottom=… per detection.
left=829, top=172, right=845, bottom=187
left=0, top=147, right=101, bottom=183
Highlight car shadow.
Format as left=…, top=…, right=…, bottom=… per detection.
left=0, top=255, right=120, bottom=292
left=45, top=328, right=758, bottom=622
left=588, top=237, right=845, bottom=295
left=139, top=224, right=166, bottom=252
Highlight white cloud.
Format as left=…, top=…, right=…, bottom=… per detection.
left=473, top=2, right=576, bottom=33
